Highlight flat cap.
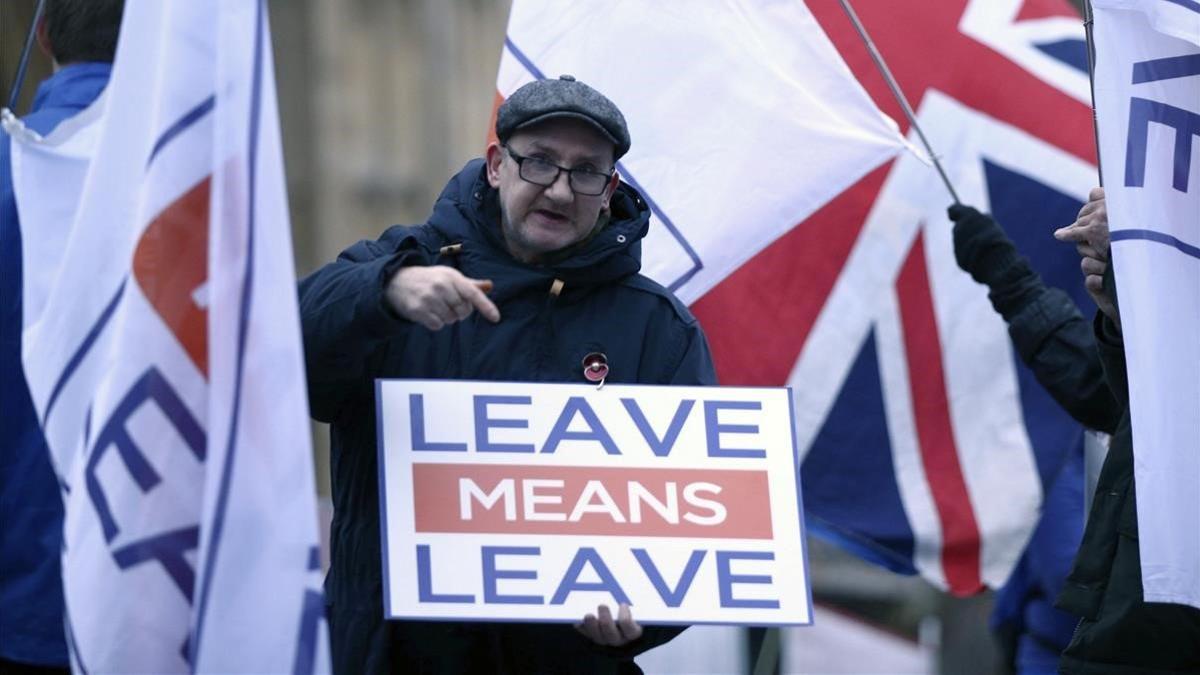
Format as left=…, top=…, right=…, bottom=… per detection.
left=496, top=75, right=631, bottom=159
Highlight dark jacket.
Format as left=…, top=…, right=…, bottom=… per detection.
left=1056, top=271, right=1200, bottom=674
left=950, top=206, right=1118, bottom=673
left=0, top=62, right=112, bottom=668
left=299, top=160, right=716, bottom=674
left=991, top=287, right=1117, bottom=674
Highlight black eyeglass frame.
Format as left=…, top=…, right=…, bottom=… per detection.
left=504, top=146, right=614, bottom=196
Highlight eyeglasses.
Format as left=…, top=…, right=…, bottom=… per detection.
left=505, top=147, right=613, bottom=196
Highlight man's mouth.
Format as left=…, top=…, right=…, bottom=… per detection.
left=532, top=209, right=569, bottom=225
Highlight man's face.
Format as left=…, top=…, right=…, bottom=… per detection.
left=486, top=117, right=619, bottom=263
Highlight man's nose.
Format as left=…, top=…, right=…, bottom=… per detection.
left=545, top=169, right=574, bottom=201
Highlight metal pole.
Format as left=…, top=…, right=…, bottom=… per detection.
left=751, top=627, right=780, bottom=675
left=836, top=0, right=961, bottom=204
left=1083, top=0, right=1104, bottom=186
left=6, top=0, right=48, bottom=112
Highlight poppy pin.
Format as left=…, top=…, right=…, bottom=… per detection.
left=582, top=352, right=609, bottom=384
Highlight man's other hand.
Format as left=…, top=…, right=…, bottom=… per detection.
left=386, top=265, right=501, bottom=330
left=576, top=603, right=643, bottom=647
left=1054, top=187, right=1117, bottom=324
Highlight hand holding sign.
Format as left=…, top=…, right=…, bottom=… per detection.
left=576, top=603, right=643, bottom=647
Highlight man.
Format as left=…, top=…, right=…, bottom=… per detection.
left=948, top=204, right=1118, bottom=674
left=1053, top=188, right=1200, bottom=673
left=300, top=75, right=716, bottom=674
left=0, top=2, right=123, bottom=672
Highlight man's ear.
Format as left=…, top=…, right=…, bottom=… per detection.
left=601, top=171, right=620, bottom=209
left=485, top=142, right=504, bottom=188
left=35, top=16, right=54, bottom=64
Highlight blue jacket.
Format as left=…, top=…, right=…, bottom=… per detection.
left=300, top=159, right=717, bottom=674
left=0, top=62, right=111, bottom=667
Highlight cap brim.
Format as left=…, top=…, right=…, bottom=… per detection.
left=511, top=111, right=621, bottom=151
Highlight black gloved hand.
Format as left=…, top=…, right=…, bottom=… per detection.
left=948, top=204, right=1022, bottom=285
left=947, top=204, right=1041, bottom=320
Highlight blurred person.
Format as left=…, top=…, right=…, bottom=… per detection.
left=299, top=75, right=715, bottom=674
left=948, top=203, right=1119, bottom=674
left=1052, top=188, right=1200, bottom=673
left=0, top=1, right=123, bottom=672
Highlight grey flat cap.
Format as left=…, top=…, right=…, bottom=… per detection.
left=496, top=75, right=631, bottom=159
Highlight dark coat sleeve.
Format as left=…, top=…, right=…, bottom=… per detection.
left=298, top=227, right=429, bottom=423
left=1005, top=287, right=1120, bottom=434
left=667, top=320, right=718, bottom=386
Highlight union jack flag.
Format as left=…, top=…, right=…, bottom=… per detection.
left=694, top=0, right=1099, bottom=595
left=494, top=0, right=1098, bottom=597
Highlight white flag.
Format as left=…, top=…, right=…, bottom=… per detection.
left=13, top=0, right=331, bottom=670
left=495, top=0, right=911, bottom=304
left=1092, top=0, right=1200, bottom=609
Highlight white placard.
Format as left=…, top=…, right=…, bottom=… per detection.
left=376, top=380, right=812, bottom=626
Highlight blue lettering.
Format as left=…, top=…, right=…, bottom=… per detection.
left=86, top=367, right=205, bottom=543
left=541, top=397, right=620, bottom=455
left=550, top=547, right=630, bottom=605
left=704, top=400, right=765, bottom=459
left=417, top=544, right=474, bottom=603
left=474, top=395, right=535, bottom=453
left=1126, top=55, right=1200, bottom=193
left=632, top=548, right=705, bottom=607
left=482, top=546, right=543, bottom=604
left=292, top=546, right=324, bottom=675
left=1125, top=97, right=1200, bottom=192
left=716, top=550, right=779, bottom=609
left=111, top=525, right=199, bottom=601
left=411, top=394, right=468, bottom=452
left=621, top=398, right=694, bottom=457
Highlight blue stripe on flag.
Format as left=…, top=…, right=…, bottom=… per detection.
left=42, top=278, right=126, bottom=428
left=191, top=0, right=265, bottom=660
left=1112, top=228, right=1200, bottom=259
left=147, top=95, right=216, bottom=168
left=1161, top=0, right=1200, bottom=15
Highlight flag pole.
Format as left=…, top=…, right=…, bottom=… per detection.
left=836, top=0, right=961, bottom=204
left=1083, top=0, right=1104, bottom=186
left=5, top=0, right=47, bottom=112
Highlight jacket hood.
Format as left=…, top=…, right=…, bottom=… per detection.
left=423, top=159, right=651, bottom=294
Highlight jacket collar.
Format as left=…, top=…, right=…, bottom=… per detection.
left=31, top=62, right=113, bottom=114
left=427, top=159, right=650, bottom=290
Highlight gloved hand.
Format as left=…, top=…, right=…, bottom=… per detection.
left=948, top=204, right=1041, bottom=320
left=948, top=204, right=1023, bottom=286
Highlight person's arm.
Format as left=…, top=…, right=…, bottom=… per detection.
left=299, top=226, right=501, bottom=423
left=298, top=227, right=426, bottom=423
left=949, top=205, right=1118, bottom=431
left=668, top=321, right=718, bottom=386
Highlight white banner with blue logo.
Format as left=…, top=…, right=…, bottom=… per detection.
left=14, top=0, right=331, bottom=670
left=1092, top=0, right=1200, bottom=609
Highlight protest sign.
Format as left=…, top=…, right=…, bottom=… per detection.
left=376, top=380, right=811, bottom=625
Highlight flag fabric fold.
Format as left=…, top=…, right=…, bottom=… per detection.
left=12, top=0, right=330, bottom=670
left=496, top=0, right=911, bottom=305
left=1091, top=0, right=1200, bottom=610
